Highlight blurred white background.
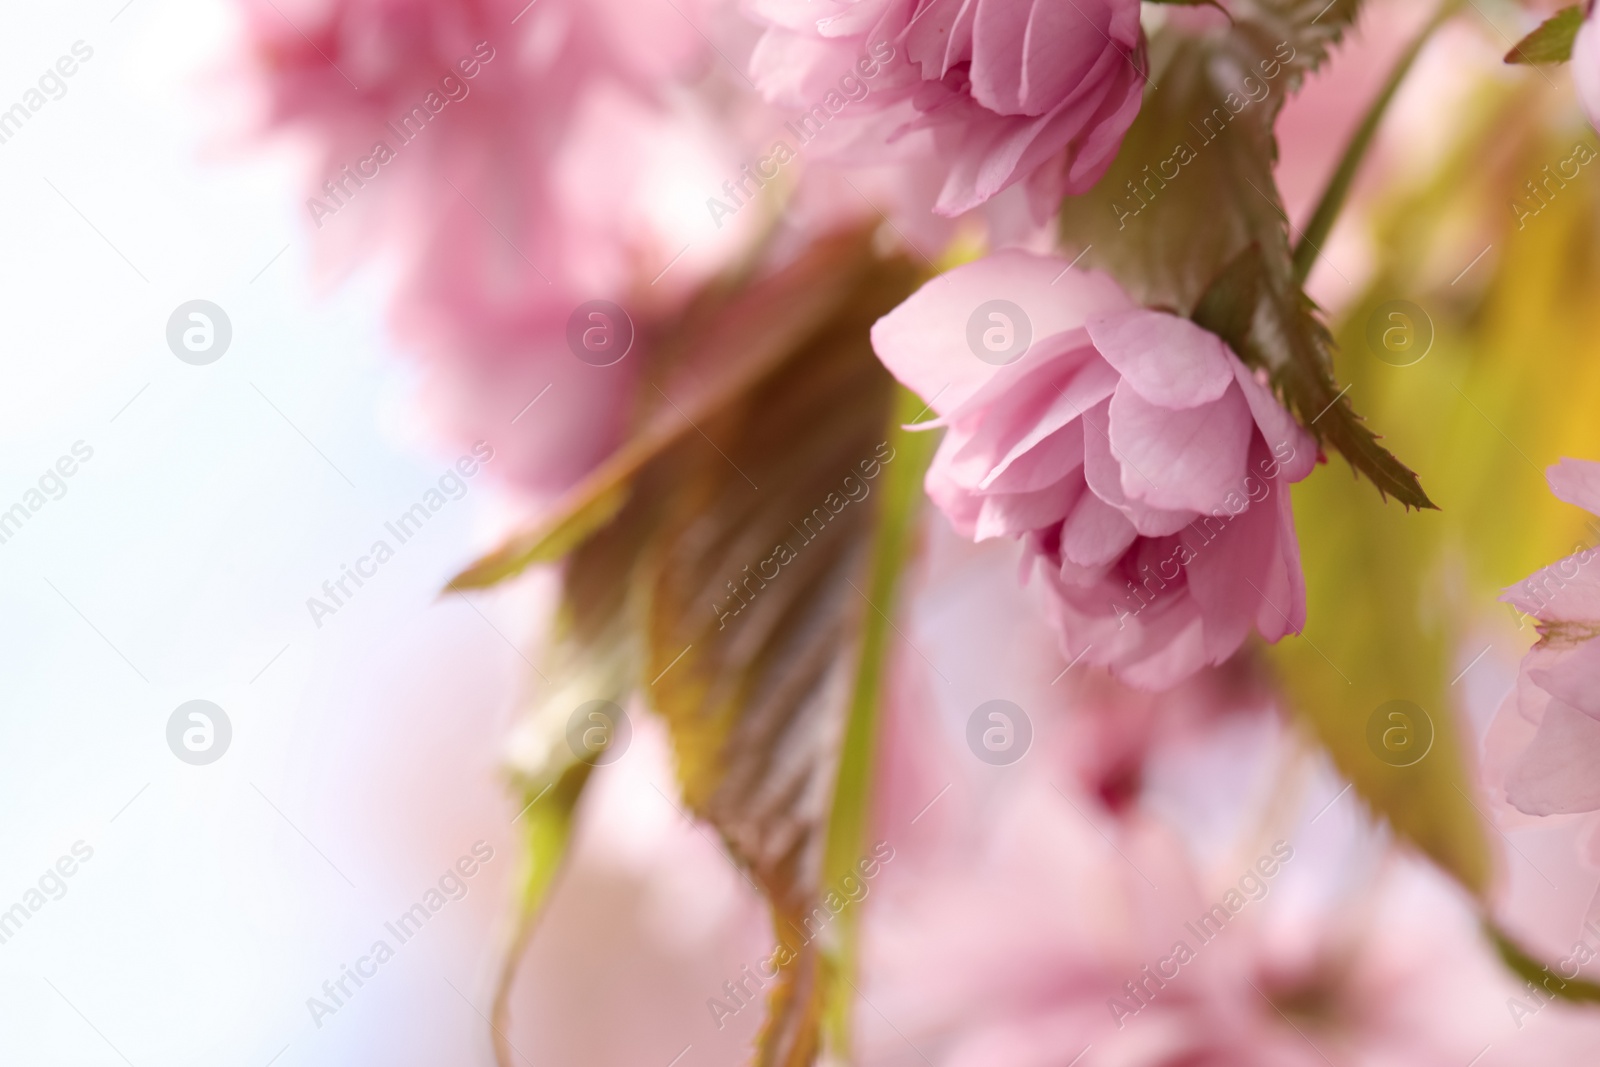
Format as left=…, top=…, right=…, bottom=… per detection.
left=0, top=3, right=766, bottom=1065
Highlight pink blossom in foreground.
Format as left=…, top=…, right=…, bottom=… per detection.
left=871, top=250, right=1317, bottom=690
left=1488, top=459, right=1600, bottom=816
left=745, top=0, right=1147, bottom=217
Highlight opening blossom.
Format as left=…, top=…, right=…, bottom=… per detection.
left=745, top=0, right=1148, bottom=216
left=871, top=250, right=1317, bottom=690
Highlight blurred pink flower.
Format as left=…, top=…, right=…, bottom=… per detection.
left=240, top=0, right=749, bottom=492
left=1575, top=10, right=1600, bottom=133
left=871, top=250, right=1316, bottom=689
left=1489, top=459, right=1600, bottom=816
left=745, top=0, right=1147, bottom=217
left=858, top=577, right=1600, bottom=1067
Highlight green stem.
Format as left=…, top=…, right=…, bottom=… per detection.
left=1291, top=0, right=1464, bottom=285
left=819, top=386, right=937, bottom=1057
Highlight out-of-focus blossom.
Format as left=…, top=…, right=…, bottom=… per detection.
left=857, top=552, right=1600, bottom=1067
left=239, top=0, right=755, bottom=492
left=871, top=250, right=1316, bottom=690
left=1488, top=459, right=1600, bottom=816
left=1574, top=9, right=1600, bottom=133
left=745, top=0, right=1147, bottom=217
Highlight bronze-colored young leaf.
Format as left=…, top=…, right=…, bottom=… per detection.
left=1504, top=5, right=1583, bottom=65
left=642, top=253, right=924, bottom=1067
left=1059, top=0, right=1435, bottom=509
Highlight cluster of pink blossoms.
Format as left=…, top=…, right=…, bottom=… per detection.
left=236, top=0, right=1600, bottom=1061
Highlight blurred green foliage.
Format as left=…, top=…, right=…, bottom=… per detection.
left=1269, top=72, right=1600, bottom=898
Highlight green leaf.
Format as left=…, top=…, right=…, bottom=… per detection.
left=489, top=763, right=590, bottom=1067
left=1488, top=923, right=1600, bottom=1003
left=818, top=387, right=939, bottom=1056
left=1190, top=242, right=1265, bottom=353
left=1059, top=0, right=1435, bottom=509
left=1505, top=5, right=1583, bottom=65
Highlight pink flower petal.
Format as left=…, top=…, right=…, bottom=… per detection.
left=1060, top=486, right=1137, bottom=566
left=1084, top=309, right=1235, bottom=410
left=975, top=357, right=1117, bottom=491
left=974, top=476, right=1084, bottom=541
left=1527, top=635, right=1600, bottom=720
left=1547, top=458, right=1600, bottom=518
left=1184, top=473, right=1294, bottom=662
left=1108, top=380, right=1253, bottom=514
left=1081, top=399, right=1197, bottom=536
left=1505, top=699, right=1600, bottom=815
left=981, top=420, right=1087, bottom=494
left=1229, top=361, right=1316, bottom=482
left=869, top=251, right=1135, bottom=417
left=904, top=0, right=976, bottom=81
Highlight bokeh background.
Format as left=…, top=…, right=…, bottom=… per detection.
left=7, top=0, right=1600, bottom=1064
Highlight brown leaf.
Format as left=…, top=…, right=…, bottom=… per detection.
left=641, top=251, right=923, bottom=1066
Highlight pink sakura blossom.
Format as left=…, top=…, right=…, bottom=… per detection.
left=870, top=250, right=1317, bottom=690
left=745, top=0, right=1147, bottom=217
left=1489, top=459, right=1600, bottom=816
left=239, top=0, right=745, bottom=493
